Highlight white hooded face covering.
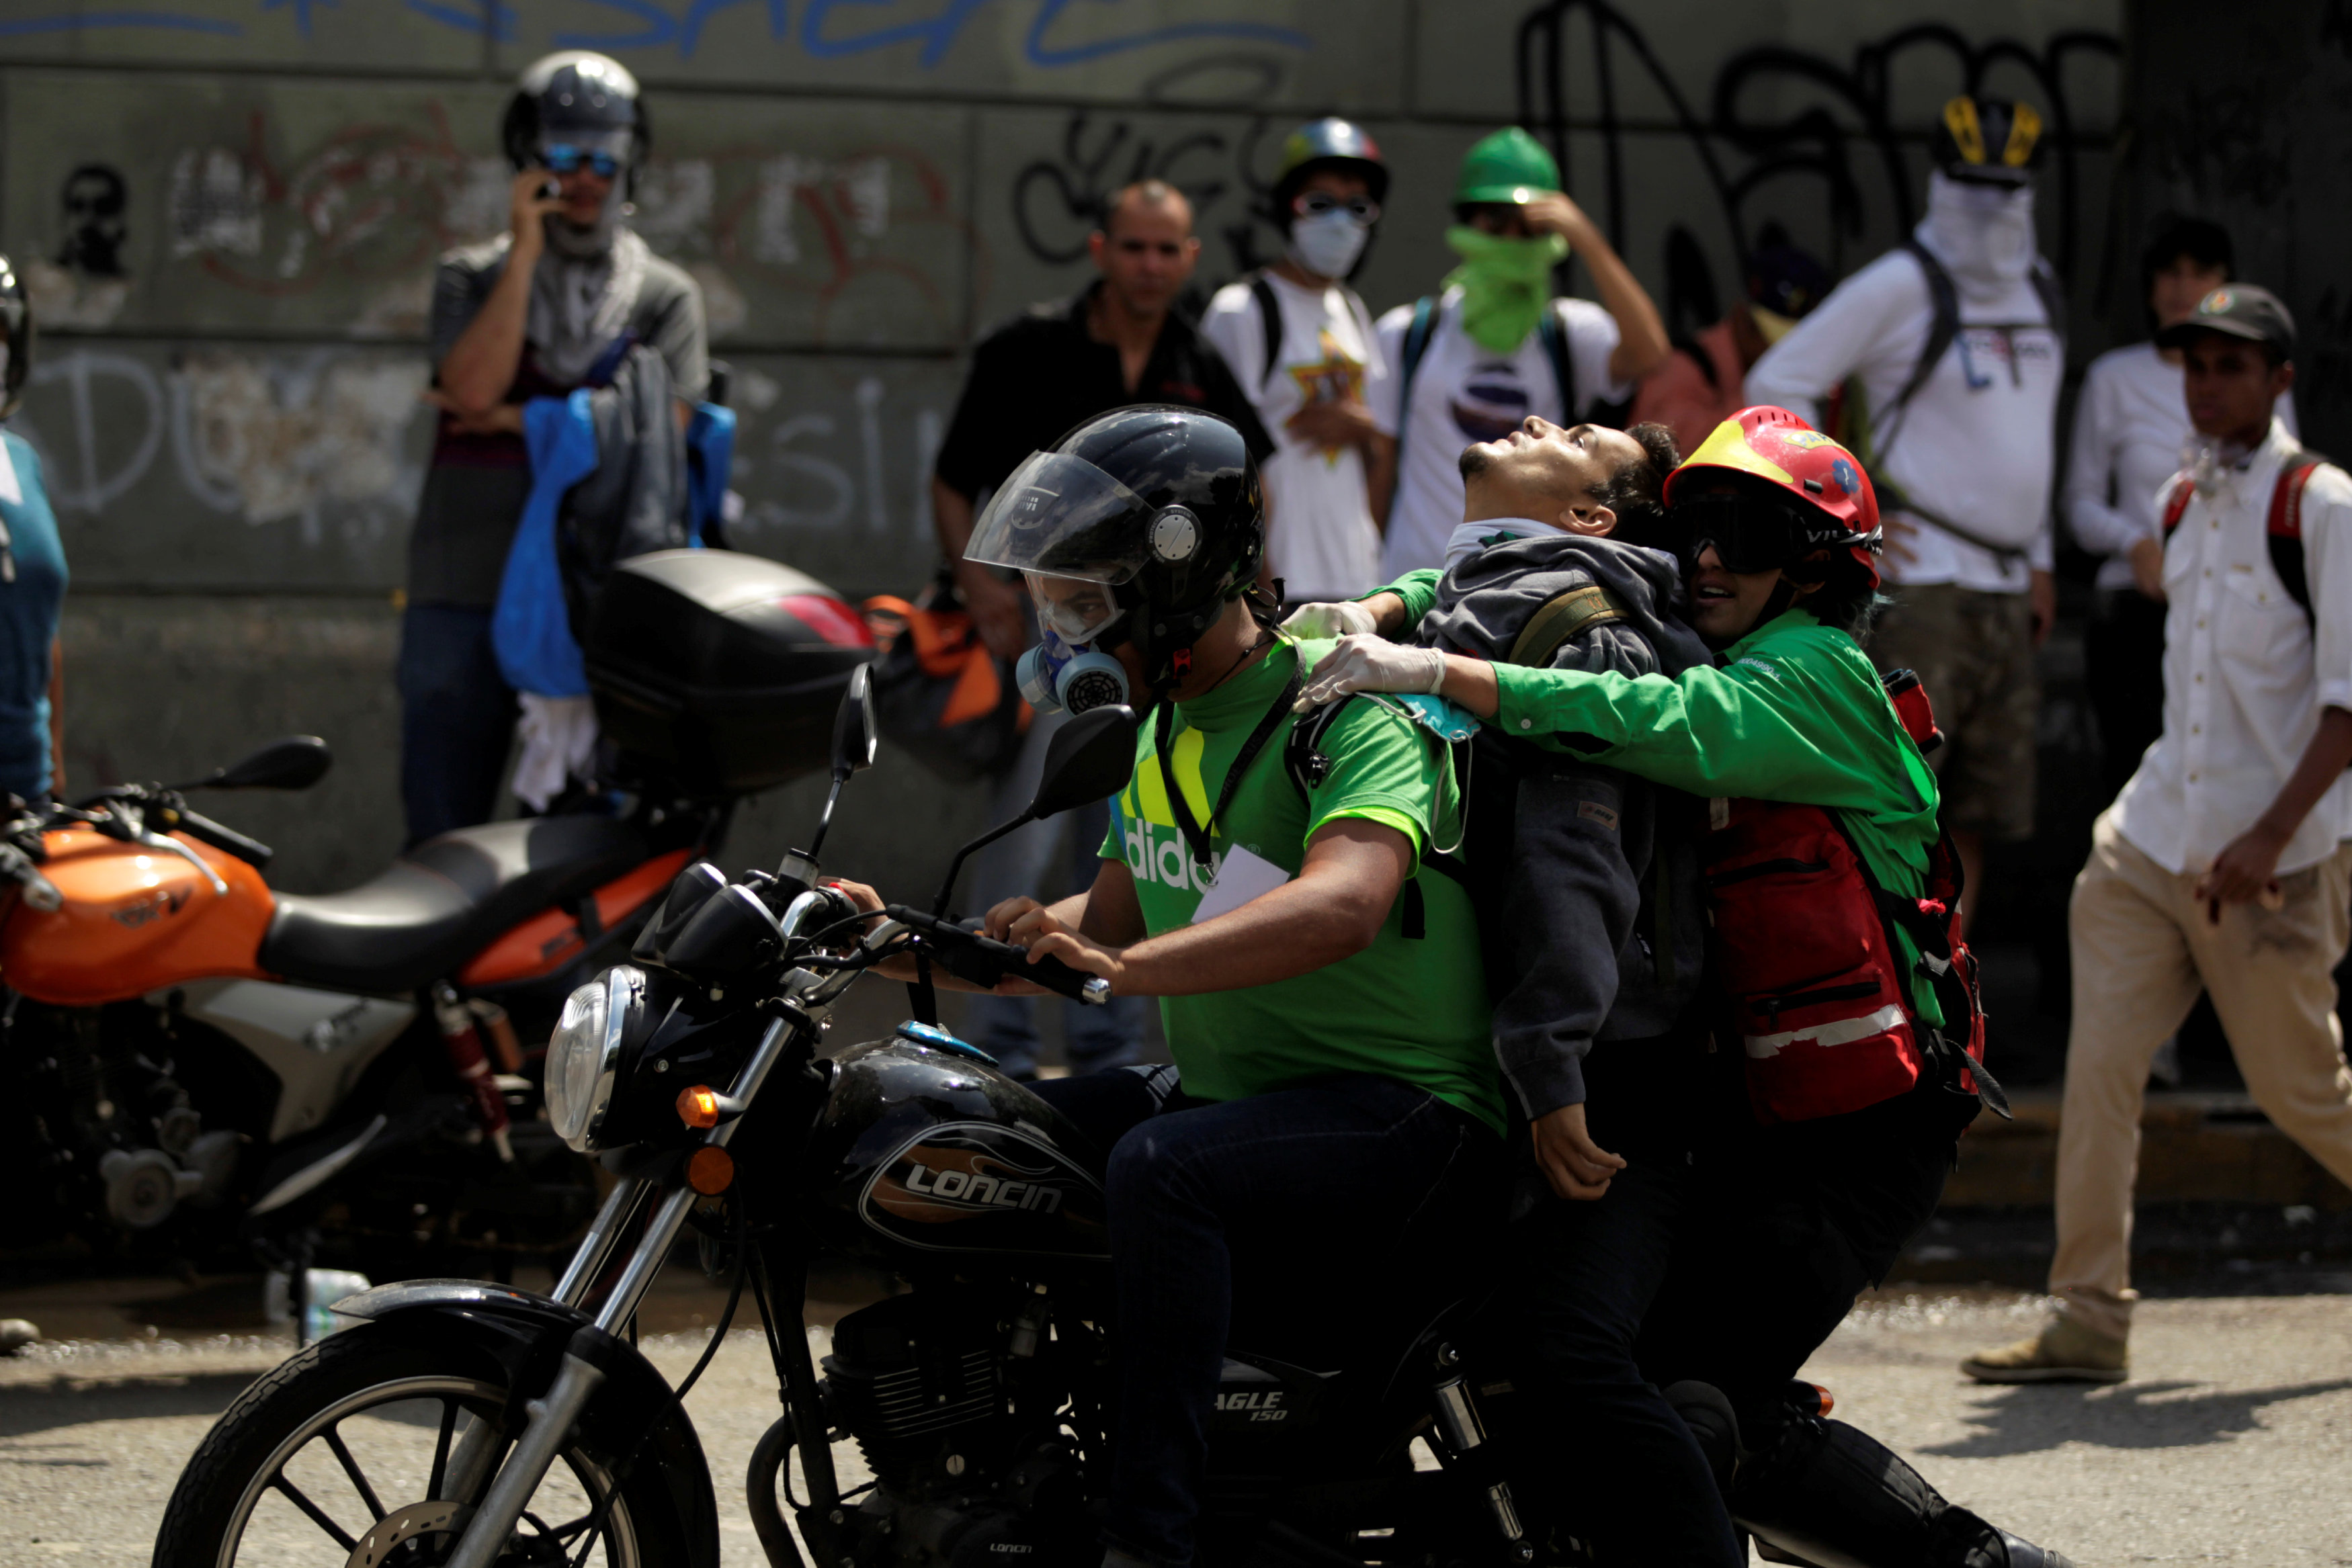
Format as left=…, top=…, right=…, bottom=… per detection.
left=1916, top=170, right=2038, bottom=302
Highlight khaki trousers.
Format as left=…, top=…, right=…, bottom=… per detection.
left=2054, top=808, right=2352, bottom=1338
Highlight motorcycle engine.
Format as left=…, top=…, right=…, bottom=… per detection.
left=11, top=1002, right=243, bottom=1242
left=823, top=1291, right=1016, bottom=1493
left=821, top=1290, right=1093, bottom=1565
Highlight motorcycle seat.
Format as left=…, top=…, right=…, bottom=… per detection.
left=260, top=816, right=651, bottom=993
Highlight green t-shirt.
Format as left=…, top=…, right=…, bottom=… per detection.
left=1381, top=573, right=1945, bottom=1023
left=1101, top=635, right=1503, bottom=1134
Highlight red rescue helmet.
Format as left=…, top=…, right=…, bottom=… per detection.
left=1663, top=406, right=1883, bottom=589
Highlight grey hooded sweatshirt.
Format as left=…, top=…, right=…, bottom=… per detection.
left=1415, top=528, right=1713, bottom=1119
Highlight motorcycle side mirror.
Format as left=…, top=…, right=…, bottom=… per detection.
left=799, top=662, right=880, bottom=865
left=832, top=663, right=880, bottom=778
left=1026, top=704, right=1140, bottom=821
left=174, top=736, right=333, bottom=793
left=931, top=705, right=1137, bottom=917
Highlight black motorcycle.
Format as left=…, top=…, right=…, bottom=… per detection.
left=152, top=672, right=1685, bottom=1567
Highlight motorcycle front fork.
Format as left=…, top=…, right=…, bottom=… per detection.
left=440, top=1014, right=801, bottom=1567
left=428, top=1172, right=676, bottom=1563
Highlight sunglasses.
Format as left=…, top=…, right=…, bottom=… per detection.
left=1294, top=191, right=1380, bottom=225
left=539, top=143, right=624, bottom=179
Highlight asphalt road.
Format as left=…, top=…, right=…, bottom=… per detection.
left=4, top=1284, right=2350, bottom=1565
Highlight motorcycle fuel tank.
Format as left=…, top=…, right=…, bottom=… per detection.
left=3, top=827, right=274, bottom=1004
left=805, top=1026, right=1111, bottom=1270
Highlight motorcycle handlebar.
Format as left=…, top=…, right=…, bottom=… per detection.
left=170, top=809, right=274, bottom=870
left=880, top=904, right=1111, bottom=1006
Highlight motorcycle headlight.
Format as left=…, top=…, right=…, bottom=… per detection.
left=546, top=965, right=642, bottom=1153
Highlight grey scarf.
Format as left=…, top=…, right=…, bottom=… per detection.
left=523, top=224, right=648, bottom=388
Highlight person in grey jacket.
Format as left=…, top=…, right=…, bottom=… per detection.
left=1288, top=414, right=1749, bottom=1565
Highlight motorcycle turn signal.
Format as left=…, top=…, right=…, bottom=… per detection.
left=675, top=1084, right=748, bottom=1130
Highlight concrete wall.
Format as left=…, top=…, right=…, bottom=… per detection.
left=11, top=0, right=2119, bottom=896
left=2126, top=0, right=2351, bottom=457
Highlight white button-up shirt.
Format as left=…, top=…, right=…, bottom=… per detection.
left=2113, top=417, right=2352, bottom=875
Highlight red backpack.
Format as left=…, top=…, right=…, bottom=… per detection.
left=1699, top=668, right=2007, bottom=1128
left=2158, top=451, right=2330, bottom=624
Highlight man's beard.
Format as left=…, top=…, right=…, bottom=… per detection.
left=1457, top=445, right=1491, bottom=481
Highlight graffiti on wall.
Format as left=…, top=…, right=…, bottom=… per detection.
left=1011, top=110, right=1278, bottom=278
left=7, top=343, right=953, bottom=592
left=17, top=93, right=978, bottom=349
left=11, top=347, right=429, bottom=540
left=1, top=0, right=1312, bottom=71
left=1513, top=0, right=2119, bottom=334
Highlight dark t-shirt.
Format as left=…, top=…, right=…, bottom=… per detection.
left=408, top=235, right=708, bottom=609
left=933, top=281, right=1276, bottom=503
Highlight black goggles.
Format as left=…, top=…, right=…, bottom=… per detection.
left=1294, top=191, right=1381, bottom=224
left=1675, top=492, right=1822, bottom=576
left=540, top=143, right=624, bottom=179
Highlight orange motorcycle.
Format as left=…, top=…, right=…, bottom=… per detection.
left=0, top=550, right=873, bottom=1270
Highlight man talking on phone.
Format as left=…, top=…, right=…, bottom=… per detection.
left=399, top=50, right=708, bottom=846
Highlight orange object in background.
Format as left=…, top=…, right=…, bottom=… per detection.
left=0, top=826, right=275, bottom=1005
left=458, top=848, right=693, bottom=988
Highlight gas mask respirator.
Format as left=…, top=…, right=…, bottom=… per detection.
left=1017, top=631, right=1130, bottom=716
left=1015, top=570, right=1132, bottom=716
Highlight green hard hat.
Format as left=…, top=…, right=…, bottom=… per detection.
left=1454, top=126, right=1559, bottom=206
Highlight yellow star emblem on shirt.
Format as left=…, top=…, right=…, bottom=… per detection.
left=1288, top=328, right=1366, bottom=465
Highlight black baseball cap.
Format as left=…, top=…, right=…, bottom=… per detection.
left=2157, top=284, right=2295, bottom=358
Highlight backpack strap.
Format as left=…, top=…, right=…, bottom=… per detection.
left=1248, top=271, right=1285, bottom=392
left=1507, top=582, right=1629, bottom=668
left=1888, top=241, right=1963, bottom=447
left=1392, top=294, right=1442, bottom=479
left=2268, top=450, right=2328, bottom=625
left=1537, top=299, right=1579, bottom=421
left=1671, top=335, right=1721, bottom=393
left=2029, top=259, right=2068, bottom=347
left=2160, top=474, right=2195, bottom=537
left=1282, top=691, right=1471, bottom=940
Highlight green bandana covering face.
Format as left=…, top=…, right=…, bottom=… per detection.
left=1443, top=225, right=1570, bottom=353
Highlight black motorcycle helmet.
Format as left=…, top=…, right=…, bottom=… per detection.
left=963, top=406, right=1265, bottom=692
left=501, top=51, right=650, bottom=195
left=0, top=253, right=31, bottom=419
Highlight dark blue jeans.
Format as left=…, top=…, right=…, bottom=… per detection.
left=396, top=603, right=517, bottom=848
left=1505, top=1040, right=1745, bottom=1567
left=1035, top=1071, right=1501, bottom=1568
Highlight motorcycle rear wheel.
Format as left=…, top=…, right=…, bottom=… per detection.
left=151, top=1326, right=694, bottom=1567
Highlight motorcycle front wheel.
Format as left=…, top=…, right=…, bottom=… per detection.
left=151, top=1326, right=696, bottom=1567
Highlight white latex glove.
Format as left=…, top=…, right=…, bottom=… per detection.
left=1294, top=634, right=1447, bottom=711
left=1279, top=599, right=1379, bottom=640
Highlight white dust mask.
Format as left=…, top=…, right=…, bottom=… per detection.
left=1288, top=208, right=1371, bottom=281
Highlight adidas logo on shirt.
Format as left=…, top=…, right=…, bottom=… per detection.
left=1122, top=814, right=1221, bottom=894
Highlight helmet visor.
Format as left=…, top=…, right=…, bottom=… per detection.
left=1677, top=489, right=1880, bottom=576
left=1026, top=574, right=1127, bottom=646
left=964, top=450, right=1163, bottom=586
left=1676, top=491, right=1812, bottom=575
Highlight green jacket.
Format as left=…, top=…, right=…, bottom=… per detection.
left=1386, top=570, right=1945, bottom=1019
